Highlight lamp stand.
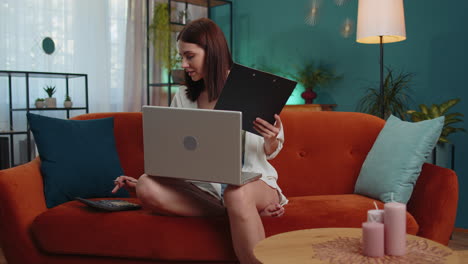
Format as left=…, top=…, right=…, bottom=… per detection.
left=379, top=35, right=385, bottom=119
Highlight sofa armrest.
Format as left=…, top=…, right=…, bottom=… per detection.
left=407, top=163, right=458, bottom=245
left=0, top=158, right=48, bottom=264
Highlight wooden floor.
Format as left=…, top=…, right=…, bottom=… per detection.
left=0, top=230, right=467, bottom=263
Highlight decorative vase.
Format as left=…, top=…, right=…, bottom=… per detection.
left=35, top=101, right=44, bottom=108
left=45, top=97, right=56, bottom=108
left=301, top=90, right=317, bottom=104
left=64, top=100, right=73, bottom=108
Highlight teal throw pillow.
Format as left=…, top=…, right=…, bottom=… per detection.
left=354, top=114, right=444, bottom=203
left=27, top=113, right=129, bottom=208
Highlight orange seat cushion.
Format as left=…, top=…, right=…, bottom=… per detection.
left=31, top=195, right=418, bottom=261
left=31, top=198, right=237, bottom=262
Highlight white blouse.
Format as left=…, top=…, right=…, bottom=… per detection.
left=171, top=88, right=288, bottom=206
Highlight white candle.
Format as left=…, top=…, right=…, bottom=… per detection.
left=384, top=202, right=406, bottom=256
left=367, top=209, right=384, bottom=223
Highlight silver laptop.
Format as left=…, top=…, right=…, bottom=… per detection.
left=142, top=106, right=262, bottom=186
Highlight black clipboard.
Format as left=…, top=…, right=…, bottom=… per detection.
left=214, top=63, right=297, bottom=136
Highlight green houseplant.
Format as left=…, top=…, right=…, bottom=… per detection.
left=43, top=85, right=56, bottom=108
left=407, top=98, right=465, bottom=169
left=64, top=95, right=73, bottom=108
left=289, top=61, right=342, bottom=104
left=148, top=3, right=183, bottom=84
left=407, top=98, right=465, bottom=144
left=43, top=85, right=56, bottom=97
left=35, top=98, right=45, bottom=108
left=357, top=67, right=413, bottom=120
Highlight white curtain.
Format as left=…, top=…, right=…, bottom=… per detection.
left=123, top=0, right=146, bottom=112
left=0, top=0, right=128, bottom=123
left=0, top=0, right=128, bottom=163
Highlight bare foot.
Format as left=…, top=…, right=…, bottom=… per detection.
left=259, top=203, right=285, bottom=217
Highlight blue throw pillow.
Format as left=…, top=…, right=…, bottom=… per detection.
left=354, top=115, right=444, bottom=203
left=27, top=113, right=129, bottom=208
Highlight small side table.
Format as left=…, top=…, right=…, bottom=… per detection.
left=254, top=228, right=458, bottom=264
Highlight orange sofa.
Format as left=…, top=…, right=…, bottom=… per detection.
left=0, top=109, right=458, bottom=264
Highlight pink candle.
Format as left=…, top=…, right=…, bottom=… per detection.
left=384, top=202, right=407, bottom=256
left=362, top=222, right=384, bottom=257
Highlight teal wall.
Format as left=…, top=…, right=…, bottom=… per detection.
left=228, top=0, right=468, bottom=228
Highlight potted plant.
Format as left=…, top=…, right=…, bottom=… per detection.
left=357, top=67, right=413, bottom=120
left=148, top=3, right=184, bottom=84
left=407, top=98, right=465, bottom=143
left=407, top=98, right=466, bottom=169
left=43, top=85, right=56, bottom=108
left=64, top=95, right=73, bottom=108
left=289, top=61, right=342, bottom=104
left=35, top=98, right=45, bottom=108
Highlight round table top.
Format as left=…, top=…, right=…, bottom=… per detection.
left=254, top=228, right=458, bottom=264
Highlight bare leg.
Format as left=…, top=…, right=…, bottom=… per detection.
left=223, top=180, right=280, bottom=264
left=136, top=174, right=224, bottom=216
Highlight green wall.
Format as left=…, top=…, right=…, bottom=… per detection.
left=227, top=0, right=468, bottom=228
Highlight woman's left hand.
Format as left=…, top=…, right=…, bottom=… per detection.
left=253, top=114, right=282, bottom=155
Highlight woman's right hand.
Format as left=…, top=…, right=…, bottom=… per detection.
left=259, top=203, right=285, bottom=217
left=111, top=175, right=138, bottom=193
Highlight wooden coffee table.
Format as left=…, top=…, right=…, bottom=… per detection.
left=254, top=228, right=459, bottom=264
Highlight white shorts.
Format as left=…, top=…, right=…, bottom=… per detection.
left=190, top=179, right=289, bottom=207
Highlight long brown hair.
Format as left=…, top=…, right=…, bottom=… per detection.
left=177, top=18, right=233, bottom=102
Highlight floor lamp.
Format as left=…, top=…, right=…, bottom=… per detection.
left=356, top=0, right=406, bottom=119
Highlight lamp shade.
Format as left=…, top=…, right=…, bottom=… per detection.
left=356, top=0, right=406, bottom=44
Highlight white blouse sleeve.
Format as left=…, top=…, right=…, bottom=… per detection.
left=265, top=122, right=284, bottom=160
left=170, top=89, right=183, bottom=108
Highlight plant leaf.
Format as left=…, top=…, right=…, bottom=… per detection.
left=445, top=113, right=464, bottom=120
left=419, top=104, right=429, bottom=115
left=438, top=137, right=449, bottom=144
left=407, top=98, right=465, bottom=141
left=429, top=104, right=441, bottom=118
left=439, top=98, right=460, bottom=115
left=445, top=118, right=464, bottom=126
left=357, top=67, right=413, bottom=120
left=442, top=126, right=466, bottom=137
left=289, top=61, right=341, bottom=91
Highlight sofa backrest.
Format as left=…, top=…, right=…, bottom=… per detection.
left=271, top=110, right=384, bottom=197
left=73, top=110, right=384, bottom=198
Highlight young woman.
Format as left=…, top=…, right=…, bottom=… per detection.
left=112, top=18, right=288, bottom=264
